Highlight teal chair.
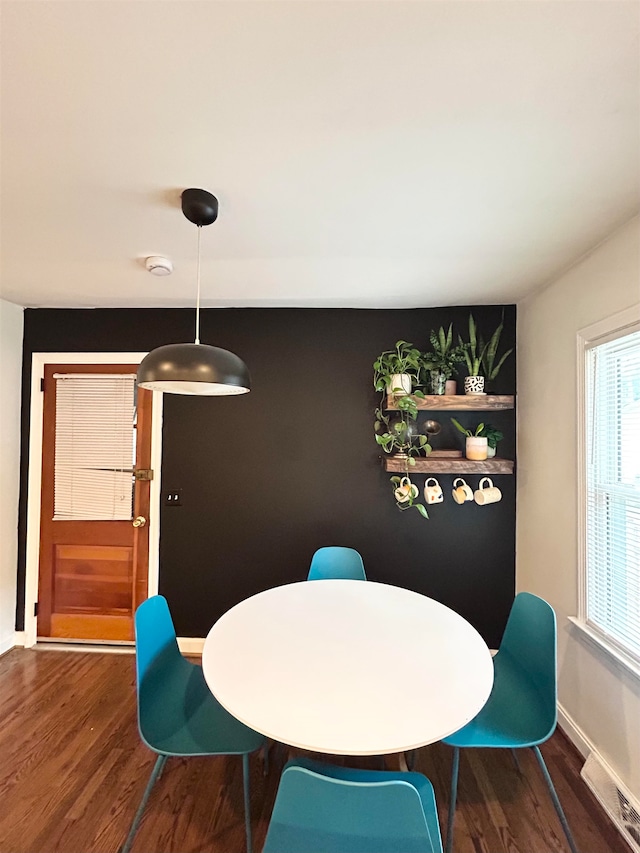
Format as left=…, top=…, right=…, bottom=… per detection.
left=121, top=595, right=266, bottom=853
left=307, top=546, right=367, bottom=581
left=263, top=757, right=443, bottom=853
left=442, top=592, right=578, bottom=853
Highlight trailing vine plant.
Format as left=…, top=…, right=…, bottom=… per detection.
left=374, top=389, right=432, bottom=518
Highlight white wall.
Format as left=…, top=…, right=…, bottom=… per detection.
left=0, top=299, right=24, bottom=654
left=517, top=216, right=640, bottom=798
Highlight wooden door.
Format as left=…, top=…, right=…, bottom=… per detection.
left=37, top=364, right=153, bottom=641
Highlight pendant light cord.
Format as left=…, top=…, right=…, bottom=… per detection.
left=195, top=224, right=202, bottom=345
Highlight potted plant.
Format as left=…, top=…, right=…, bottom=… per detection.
left=478, top=424, right=503, bottom=458
left=451, top=418, right=488, bottom=461
left=373, top=340, right=422, bottom=397
left=421, top=324, right=467, bottom=395
left=481, top=311, right=514, bottom=390
left=458, top=314, right=488, bottom=395
left=458, top=311, right=514, bottom=395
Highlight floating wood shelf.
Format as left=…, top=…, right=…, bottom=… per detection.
left=385, top=394, right=514, bottom=411
left=384, top=456, right=514, bottom=475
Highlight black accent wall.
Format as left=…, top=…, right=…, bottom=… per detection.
left=17, top=306, right=516, bottom=647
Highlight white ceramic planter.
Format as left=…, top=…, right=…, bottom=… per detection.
left=486, top=445, right=496, bottom=458
left=466, top=436, right=488, bottom=461
left=464, top=375, right=485, bottom=395
left=387, top=373, right=412, bottom=396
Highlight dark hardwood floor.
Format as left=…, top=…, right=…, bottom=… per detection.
left=0, top=648, right=629, bottom=853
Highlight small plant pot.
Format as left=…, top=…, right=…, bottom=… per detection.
left=466, top=436, right=488, bottom=461
left=386, top=373, right=412, bottom=396
left=464, top=375, right=485, bottom=395
left=486, top=445, right=496, bottom=458
left=444, top=379, right=457, bottom=396
left=429, top=370, right=447, bottom=395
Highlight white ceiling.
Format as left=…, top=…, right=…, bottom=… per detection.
left=1, top=0, right=638, bottom=309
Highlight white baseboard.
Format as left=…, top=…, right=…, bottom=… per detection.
left=36, top=642, right=135, bottom=654
left=553, top=705, right=639, bottom=851
left=177, top=637, right=205, bottom=655
left=4, top=633, right=204, bottom=656
left=557, top=701, right=596, bottom=759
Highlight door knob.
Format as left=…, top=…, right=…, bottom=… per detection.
left=132, top=516, right=147, bottom=528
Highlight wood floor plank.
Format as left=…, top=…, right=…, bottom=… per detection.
left=0, top=648, right=631, bottom=853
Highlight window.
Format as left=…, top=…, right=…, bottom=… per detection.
left=579, top=309, right=640, bottom=671
left=53, top=373, right=137, bottom=521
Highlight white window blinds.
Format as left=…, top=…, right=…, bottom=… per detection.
left=585, top=328, right=640, bottom=662
left=54, top=374, right=137, bottom=521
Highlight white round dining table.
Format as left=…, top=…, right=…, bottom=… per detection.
left=202, top=580, right=494, bottom=756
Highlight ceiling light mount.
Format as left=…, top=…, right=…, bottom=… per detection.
left=181, top=188, right=218, bottom=227
left=136, top=188, right=251, bottom=396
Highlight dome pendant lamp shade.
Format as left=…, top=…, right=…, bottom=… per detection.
left=137, top=189, right=251, bottom=396
left=136, top=343, right=250, bottom=396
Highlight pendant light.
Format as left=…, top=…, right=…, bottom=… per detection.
left=137, top=188, right=251, bottom=396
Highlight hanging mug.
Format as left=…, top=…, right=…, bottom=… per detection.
left=394, top=476, right=418, bottom=504
left=452, top=477, right=473, bottom=504
left=474, top=477, right=502, bottom=505
left=424, top=477, right=443, bottom=504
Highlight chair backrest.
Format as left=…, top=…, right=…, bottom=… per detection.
left=499, top=591, right=557, bottom=733
left=307, top=547, right=366, bottom=581
left=135, top=595, right=181, bottom=687
left=264, top=763, right=440, bottom=853
left=134, top=595, right=184, bottom=743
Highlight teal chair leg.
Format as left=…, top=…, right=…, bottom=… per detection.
left=445, top=747, right=460, bottom=853
left=121, top=754, right=168, bottom=853
left=511, top=748, right=522, bottom=774
left=532, top=746, right=579, bottom=853
left=242, top=753, right=253, bottom=853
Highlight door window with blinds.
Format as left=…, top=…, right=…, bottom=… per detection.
left=54, top=374, right=137, bottom=521
left=584, top=323, right=640, bottom=665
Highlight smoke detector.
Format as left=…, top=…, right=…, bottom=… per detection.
left=145, top=256, right=173, bottom=276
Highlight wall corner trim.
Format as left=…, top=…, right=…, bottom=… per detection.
left=0, top=632, right=25, bottom=656
left=557, top=701, right=596, bottom=759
